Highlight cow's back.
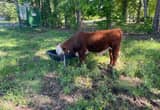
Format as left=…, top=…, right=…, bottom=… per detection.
left=78, top=29, right=122, bottom=52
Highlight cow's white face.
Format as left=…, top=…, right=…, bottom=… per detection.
left=56, top=44, right=64, bottom=55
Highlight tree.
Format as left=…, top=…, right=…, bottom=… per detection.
left=3, top=0, right=157, bottom=32
left=136, top=0, right=142, bottom=23
left=143, top=0, right=148, bottom=19
left=41, top=0, right=51, bottom=27
left=75, top=0, right=81, bottom=29
left=153, top=0, right=160, bottom=32
left=105, top=0, right=113, bottom=29
left=14, top=0, right=21, bottom=27
left=100, top=0, right=113, bottom=29
left=121, top=0, right=128, bottom=22
left=51, top=0, right=60, bottom=28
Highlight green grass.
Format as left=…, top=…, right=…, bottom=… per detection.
left=0, top=27, right=160, bottom=110
left=0, top=21, right=17, bottom=23
left=121, top=39, right=160, bottom=87
left=0, top=28, right=72, bottom=109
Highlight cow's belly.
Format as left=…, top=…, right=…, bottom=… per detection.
left=87, top=43, right=109, bottom=52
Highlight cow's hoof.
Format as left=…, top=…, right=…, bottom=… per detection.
left=107, top=64, right=113, bottom=68
left=77, top=63, right=81, bottom=67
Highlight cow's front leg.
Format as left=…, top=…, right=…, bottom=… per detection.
left=78, top=49, right=86, bottom=64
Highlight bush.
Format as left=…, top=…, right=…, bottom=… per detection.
left=0, top=3, right=17, bottom=21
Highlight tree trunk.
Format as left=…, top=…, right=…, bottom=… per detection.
left=76, top=10, right=82, bottom=29
left=121, top=0, right=128, bottom=22
left=35, top=0, right=40, bottom=8
left=64, top=14, right=68, bottom=28
left=143, top=0, right=148, bottom=19
left=75, top=0, right=82, bottom=30
left=41, top=0, right=51, bottom=27
left=106, top=13, right=111, bottom=29
left=64, top=2, right=69, bottom=29
left=153, top=0, right=160, bottom=33
left=136, top=0, right=142, bottom=23
left=105, top=0, right=112, bottom=29
left=14, top=0, right=22, bottom=28
left=52, top=0, right=62, bottom=28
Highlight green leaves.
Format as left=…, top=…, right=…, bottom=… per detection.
left=0, top=2, right=17, bottom=21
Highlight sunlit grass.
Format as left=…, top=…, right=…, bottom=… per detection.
left=0, top=100, right=15, bottom=110
left=0, top=28, right=7, bottom=32
left=0, top=40, right=17, bottom=48
left=75, top=76, right=92, bottom=89
left=35, top=49, right=50, bottom=60
left=92, top=55, right=109, bottom=64
left=0, top=51, right=8, bottom=57
left=3, top=91, right=27, bottom=106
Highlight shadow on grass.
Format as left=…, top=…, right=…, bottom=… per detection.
left=0, top=30, right=10, bottom=37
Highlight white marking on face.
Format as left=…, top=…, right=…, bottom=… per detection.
left=85, top=50, right=89, bottom=55
left=56, top=44, right=64, bottom=55
left=108, top=47, right=112, bottom=50
left=75, top=52, right=79, bottom=56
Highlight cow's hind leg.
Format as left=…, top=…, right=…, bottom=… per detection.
left=112, top=46, right=120, bottom=66
left=109, top=48, right=113, bottom=65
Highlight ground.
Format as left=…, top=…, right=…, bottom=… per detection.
left=0, top=27, right=160, bottom=110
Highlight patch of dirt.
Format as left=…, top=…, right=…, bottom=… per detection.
left=29, top=73, right=82, bottom=110
left=99, top=66, right=160, bottom=110
left=119, top=75, right=143, bottom=87
left=98, top=64, right=114, bottom=77
left=15, top=106, right=33, bottom=110
left=41, top=73, right=61, bottom=97
left=116, top=94, right=159, bottom=110
left=105, top=95, right=151, bottom=110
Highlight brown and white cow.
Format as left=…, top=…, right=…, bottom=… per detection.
left=56, top=28, right=122, bottom=66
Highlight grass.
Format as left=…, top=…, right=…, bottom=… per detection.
left=0, top=27, right=160, bottom=110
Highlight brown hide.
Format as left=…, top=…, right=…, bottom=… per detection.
left=61, top=28, right=123, bottom=66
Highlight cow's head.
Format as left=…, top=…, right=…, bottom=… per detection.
left=56, top=44, right=64, bottom=55
left=56, top=43, right=72, bottom=55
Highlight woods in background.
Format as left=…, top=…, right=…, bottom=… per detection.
left=1, top=0, right=160, bottom=32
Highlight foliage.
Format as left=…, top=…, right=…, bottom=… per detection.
left=0, top=2, right=17, bottom=21
left=1, top=0, right=158, bottom=31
